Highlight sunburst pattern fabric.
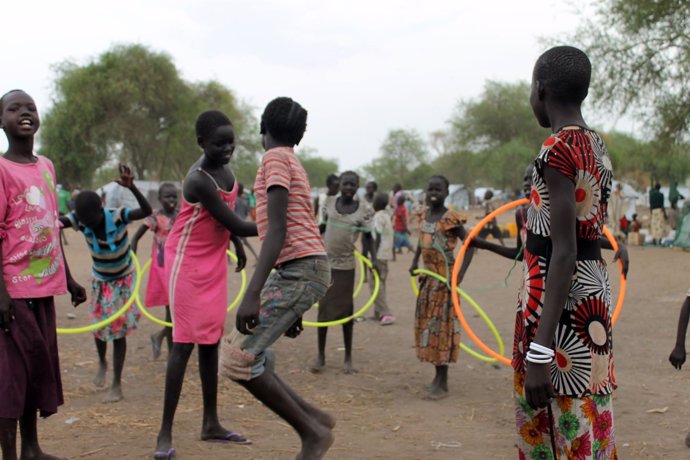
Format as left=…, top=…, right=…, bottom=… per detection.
left=513, top=127, right=615, bottom=398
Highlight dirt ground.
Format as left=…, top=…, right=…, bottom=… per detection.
left=38, top=210, right=690, bottom=460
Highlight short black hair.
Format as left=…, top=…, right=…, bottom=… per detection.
left=326, top=174, right=339, bottom=186
left=158, top=182, right=177, bottom=196
left=534, top=46, right=591, bottom=104
left=428, top=175, right=450, bottom=191
left=260, top=97, right=307, bottom=146
left=195, top=110, right=232, bottom=141
left=237, top=182, right=244, bottom=195
left=0, top=89, right=25, bottom=114
left=339, top=170, right=359, bottom=184
left=373, top=192, right=388, bottom=211
left=74, top=190, right=103, bottom=216
left=366, top=181, right=378, bottom=191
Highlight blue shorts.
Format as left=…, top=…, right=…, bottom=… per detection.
left=242, top=256, right=330, bottom=379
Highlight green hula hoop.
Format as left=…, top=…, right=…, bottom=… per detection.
left=410, top=269, right=505, bottom=363
left=313, top=250, right=366, bottom=308
left=131, top=250, right=247, bottom=328
left=57, top=251, right=143, bottom=335
left=303, top=251, right=380, bottom=327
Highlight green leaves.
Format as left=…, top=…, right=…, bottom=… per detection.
left=39, top=44, right=261, bottom=187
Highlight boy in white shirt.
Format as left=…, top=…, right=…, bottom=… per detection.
left=370, top=192, right=395, bottom=325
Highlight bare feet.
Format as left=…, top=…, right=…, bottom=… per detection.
left=424, top=383, right=448, bottom=401
left=19, top=446, right=66, bottom=460
left=309, top=356, right=325, bottom=374
left=93, top=362, right=107, bottom=387
left=343, top=360, right=358, bottom=374
left=102, top=385, right=123, bottom=403
left=296, top=425, right=334, bottom=460
left=154, top=432, right=173, bottom=460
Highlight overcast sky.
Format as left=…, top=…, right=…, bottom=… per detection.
left=2, top=0, right=628, bottom=173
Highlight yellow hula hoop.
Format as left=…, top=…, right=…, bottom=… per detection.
left=57, top=251, right=143, bottom=335
left=131, top=250, right=247, bottom=328
left=303, top=251, right=380, bottom=327
left=410, top=269, right=505, bottom=363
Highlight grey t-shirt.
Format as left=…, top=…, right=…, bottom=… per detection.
left=323, top=199, right=372, bottom=270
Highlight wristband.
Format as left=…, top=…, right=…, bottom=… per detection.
left=529, top=342, right=555, bottom=357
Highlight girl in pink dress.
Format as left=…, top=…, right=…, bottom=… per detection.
left=131, top=182, right=179, bottom=360
left=153, top=111, right=257, bottom=460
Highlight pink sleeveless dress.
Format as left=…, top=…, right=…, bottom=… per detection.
left=165, top=169, right=238, bottom=344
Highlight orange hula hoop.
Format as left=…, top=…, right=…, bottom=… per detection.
left=450, top=198, right=626, bottom=367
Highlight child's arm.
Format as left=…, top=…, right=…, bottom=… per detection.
left=453, top=225, right=475, bottom=284
left=600, top=238, right=629, bottom=277
left=670, top=297, right=690, bottom=370
left=236, top=186, right=289, bottom=335
left=130, top=224, right=149, bottom=254
left=471, top=237, right=521, bottom=260
left=230, top=235, right=247, bottom=272
left=408, top=244, right=421, bottom=276
left=0, top=247, right=12, bottom=330
left=60, top=237, right=86, bottom=307
left=185, top=173, right=257, bottom=237
left=115, top=164, right=152, bottom=221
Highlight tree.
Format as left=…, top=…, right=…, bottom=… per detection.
left=574, top=0, right=690, bottom=143
left=40, top=44, right=260, bottom=187
left=449, top=81, right=549, bottom=153
left=363, top=129, right=429, bottom=190
left=295, top=147, right=339, bottom=189
left=444, top=81, right=549, bottom=191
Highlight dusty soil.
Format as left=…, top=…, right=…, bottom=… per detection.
left=36, top=210, right=690, bottom=459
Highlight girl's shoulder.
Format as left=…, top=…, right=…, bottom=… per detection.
left=441, top=209, right=467, bottom=229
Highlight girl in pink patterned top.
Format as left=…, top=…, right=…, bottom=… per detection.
left=0, top=89, right=86, bottom=460
left=153, top=111, right=257, bottom=460
left=131, top=182, right=179, bottom=360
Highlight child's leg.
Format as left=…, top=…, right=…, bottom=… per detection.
left=198, top=342, right=241, bottom=441
left=150, top=308, right=173, bottom=360
left=0, top=418, right=18, bottom=460
left=310, top=328, right=327, bottom=373
left=273, top=374, right=335, bottom=429
left=342, top=320, right=356, bottom=374
left=94, top=337, right=107, bottom=388
left=155, top=342, right=194, bottom=454
left=19, top=407, right=64, bottom=460
left=163, top=308, right=172, bottom=353
left=103, top=337, right=126, bottom=403
left=240, top=372, right=333, bottom=459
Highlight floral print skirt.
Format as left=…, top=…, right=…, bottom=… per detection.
left=89, top=273, right=140, bottom=341
left=514, top=373, right=617, bottom=460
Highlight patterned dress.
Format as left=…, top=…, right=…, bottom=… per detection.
left=414, top=209, right=467, bottom=365
left=515, top=128, right=617, bottom=459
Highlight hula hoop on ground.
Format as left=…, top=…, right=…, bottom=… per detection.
left=303, top=251, right=379, bottom=327
left=131, top=250, right=247, bottom=328
left=410, top=269, right=505, bottom=363
left=57, top=251, right=143, bottom=335
left=450, top=198, right=627, bottom=367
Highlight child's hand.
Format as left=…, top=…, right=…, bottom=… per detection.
left=115, top=164, right=135, bottom=188
left=67, top=279, right=87, bottom=307
left=236, top=291, right=260, bottom=335
left=234, top=245, right=247, bottom=272
left=670, top=346, right=686, bottom=370
left=408, top=263, right=418, bottom=277
left=0, top=293, right=14, bottom=332
left=612, top=244, right=629, bottom=278
left=284, top=317, right=303, bottom=339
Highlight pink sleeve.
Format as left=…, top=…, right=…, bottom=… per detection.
left=262, top=151, right=291, bottom=191
left=144, top=214, right=157, bottom=231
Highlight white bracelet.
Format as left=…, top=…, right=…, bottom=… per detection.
left=529, top=342, right=555, bottom=357
left=525, top=351, right=553, bottom=364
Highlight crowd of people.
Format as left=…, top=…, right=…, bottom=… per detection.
left=1, top=45, right=688, bottom=460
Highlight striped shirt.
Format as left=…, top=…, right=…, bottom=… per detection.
left=67, top=207, right=134, bottom=280
left=254, top=146, right=325, bottom=266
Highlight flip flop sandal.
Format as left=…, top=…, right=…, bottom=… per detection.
left=153, top=447, right=175, bottom=459
left=203, top=432, right=252, bottom=445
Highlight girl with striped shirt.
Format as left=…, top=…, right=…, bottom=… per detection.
left=60, top=164, right=152, bottom=404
